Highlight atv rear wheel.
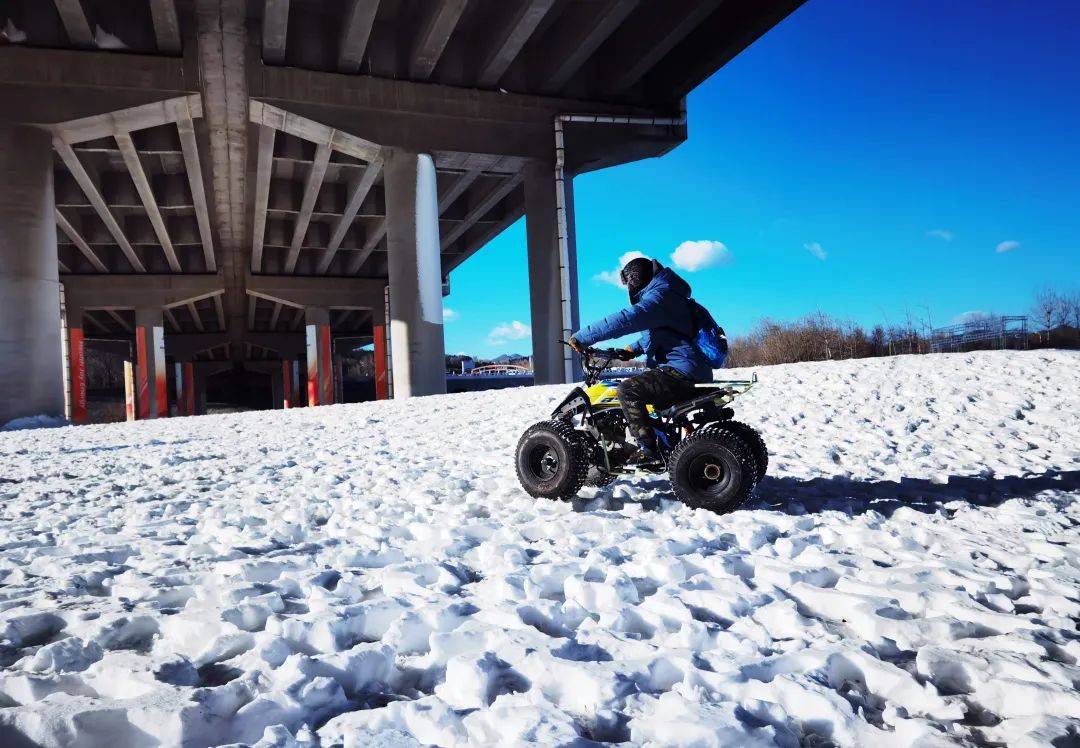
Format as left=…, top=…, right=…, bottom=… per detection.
left=710, top=421, right=768, bottom=482
left=516, top=420, right=590, bottom=501
left=668, top=428, right=758, bottom=513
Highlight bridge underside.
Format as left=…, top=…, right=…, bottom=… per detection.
left=0, top=0, right=802, bottom=423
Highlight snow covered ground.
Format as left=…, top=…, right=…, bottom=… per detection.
left=1, top=350, right=1078, bottom=747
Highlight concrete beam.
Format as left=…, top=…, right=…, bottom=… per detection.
left=338, top=0, right=380, bottom=73
left=262, top=0, right=290, bottom=64
left=318, top=155, right=384, bottom=273
left=410, top=0, right=468, bottom=81
left=105, top=309, right=133, bottom=333
left=150, top=0, right=183, bottom=54
left=344, top=220, right=386, bottom=275
left=444, top=204, right=522, bottom=273
left=477, top=0, right=556, bottom=88
left=116, top=132, right=182, bottom=272
left=214, top=294, right=226, bottom=330
left=648, top=0, right=806, bottom=101
left=53, top=138, right=146, bottom=273
left=605, top=0, right=722, bottom=94
left=63, top=274, right=225, bottom=310
left=52, top=0, right=94, bottom=48
left=187, top=301, right=205, bottom=331
left=176, top=99, right=217, bottom=272
left=437, top=168, right=482, bottom=214
left=440, top=173, right=524, bottom=250
left=250, top=100, right=381, bottom=163
left=48, top=94, right=203, bottom=145
left=246, top=332, right=305, bottom=358
left=286, top=142, right=332, bottom=273
left=164, top=307, right=182, bottom=332
left=251, top=66, right=663, bottom=164
left=246, top=273, right=384, bottom=309
left=540, top=0, right=640, bottom=94
left=250, top=124, right=275, bottom=272
left=55, top=210, right=107, bottom=272
left=0, top=48, right=191, bottom=123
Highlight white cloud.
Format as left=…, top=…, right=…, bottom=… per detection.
left=487, top=320, right=531, bottom=345
left=669, top=240, right=732, bottom=272
left=804, top=241, right=827, bottom=261
left=443, top=307, right=459, bottom=322
left=927, top=229, right=954, bottom=242
left=995, top=240, right=1020, bottom=253
left=951, top=310, right=989, bottom=324
left=594, top=250, right=647, bottom=287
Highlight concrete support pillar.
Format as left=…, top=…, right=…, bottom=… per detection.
left=124, top=360, right=136, bottom=421
left=385, top=149, right=446, bottom=397
left=304, top=306, right=334, bottom=406
left=371, top=299, right=389, bottom=401
left=176, top=361, right=195, bottom=416
left=372, top=328, right=389, bottom=402
left=333, top=355, right=344, bottom=404
left=525, top=160, right=580, bottom=385
left=0, top=123, right=64, bottom=424
left=270, top=365, right=284, bottom=410
left=192, top=369, right=207, bottom=416
left=67, top=306, right=88, bottom=425
left=281, top=359, right=295, bottom=408
left=135, top=307, right=168, bottom=419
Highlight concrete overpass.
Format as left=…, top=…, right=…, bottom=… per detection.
left=0, top=0, right=803, bottom=424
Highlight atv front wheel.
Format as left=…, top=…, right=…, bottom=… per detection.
left=516, top=420, right=590, bottom=501
left=668, top=428, right=758, bottom=513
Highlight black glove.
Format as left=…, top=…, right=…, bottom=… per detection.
left=614, top=346, right=636, bottom=361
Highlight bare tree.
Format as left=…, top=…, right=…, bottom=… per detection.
left=1065, top=290, right=1080, bottom=344
left=1031, top=287, right=1062, bottom=344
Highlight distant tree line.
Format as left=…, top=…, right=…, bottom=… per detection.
left=726, top=286, right=1080, bottom=368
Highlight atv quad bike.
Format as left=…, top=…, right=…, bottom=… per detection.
left=515, top=346, right=767, bottom=514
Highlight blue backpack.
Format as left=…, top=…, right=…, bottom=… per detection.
left=689, top=299, right=728, bottom=368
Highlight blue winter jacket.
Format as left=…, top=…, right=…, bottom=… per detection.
left=573, top=267, right=714, bottom=382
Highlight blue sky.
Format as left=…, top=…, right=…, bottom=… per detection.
left=444, top=0, right=1080, bottom=357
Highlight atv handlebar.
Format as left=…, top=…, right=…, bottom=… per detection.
left=560, top=341, right=633, bottom=385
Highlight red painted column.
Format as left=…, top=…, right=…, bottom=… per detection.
left=182, top=362, right=195, bottom=416
left=373, top=324, right=388, bottom=400
left=135, top=308, right=167, bottom=419
left=124, top=360, right=135, bottom=421
left=69, top=325, right=87, bottom=424
left=136, top=326, right=151, bottom=420
left=320, top=326, right=334, bottom=406
left=68, top=323, right=86, bottom=423
left=305, top=307, right=333, bottom=407
left=281, top=359, right=293, bottom=409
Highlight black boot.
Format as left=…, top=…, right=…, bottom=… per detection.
left=625, top=436, right=663, bottom=471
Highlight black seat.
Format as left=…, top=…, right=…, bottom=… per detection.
left=658, top=390, right=730, bottom=420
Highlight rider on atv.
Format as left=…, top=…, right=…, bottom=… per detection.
left=569, top=256, right=724, bottom=464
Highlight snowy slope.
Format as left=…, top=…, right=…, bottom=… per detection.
left=0, top=350, right=1078, bottom=748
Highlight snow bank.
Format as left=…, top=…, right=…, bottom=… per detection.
left=0, top=350, right=1077, bottom=747
left=1, top=414, right=68, bottom=432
